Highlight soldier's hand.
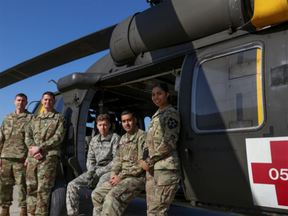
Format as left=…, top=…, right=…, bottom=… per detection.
left=29, top=146, right=40, bottom=156
left=33, top=153, right=43, bottom=160
left=142, top=160, right=151, bottom=171
left=24, top=158, right=28, bottom=166
left=86, top=171, right=94, bottom=180
left=87, top=173, right=99, bottom=189
left=109, top=175, right=121, bottom=186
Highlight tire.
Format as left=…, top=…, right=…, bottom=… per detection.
left=49, top=179, right=67, bottom=216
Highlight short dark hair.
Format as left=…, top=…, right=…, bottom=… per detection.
left=15, top=93, right=28, bottom=101
left=152, top=83, right=170, bottom=100
left=121, top=110, right=136, bottom=119
left=42, top=91, right=55, bottom=100
left=96, top=114, right=111, bottom=123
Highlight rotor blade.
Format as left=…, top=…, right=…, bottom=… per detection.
left=0, top=24, right=117, bottom=89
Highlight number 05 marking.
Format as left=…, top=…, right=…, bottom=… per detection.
left=269, top=168, right=288, bottom=180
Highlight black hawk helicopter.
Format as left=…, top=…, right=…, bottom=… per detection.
left=1, top=0, right=288, bottom=215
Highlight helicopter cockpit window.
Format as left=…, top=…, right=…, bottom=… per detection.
left=53, top=98, right=58, bottom=109
left=32, top=102, right=40, bottom=115
left=192, top=45, right=264, bottom=133
left=55, top=97, right=64, bottom=113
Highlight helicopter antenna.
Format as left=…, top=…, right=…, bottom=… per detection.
left=48, top=79, right=57, bottom=85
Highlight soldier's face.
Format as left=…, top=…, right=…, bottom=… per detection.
left=14, top=96, right=28, bottom=111
left=97, top=120, right=111, bottom=137
left=152, top=86, right=169, bottom=110
left=121, top=114, right=137, bottom=135
left=41, top=94, right=55, bottom=110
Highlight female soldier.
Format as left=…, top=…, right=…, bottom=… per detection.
left=142, top=83, right=181, bottom=216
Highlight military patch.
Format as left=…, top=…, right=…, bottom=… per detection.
left=168, top=118, right=178, bottom=129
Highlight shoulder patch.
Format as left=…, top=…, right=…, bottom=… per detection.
left=168, top=117, right=178, bottom=129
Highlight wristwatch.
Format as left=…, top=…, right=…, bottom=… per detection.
left=37, top=146, right=42, bottom=150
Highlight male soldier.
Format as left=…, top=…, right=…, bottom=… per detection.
left=0, top=93, right=33, bottom=216
left=92, top=110, right=146, bottom=216
left=25, top=91, right=66, bottom=216
left=66, top=114, right=120, bottom=216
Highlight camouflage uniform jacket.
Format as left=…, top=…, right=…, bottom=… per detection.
left=144, top=104, right=181, bottom=170
left=0, top=110, right=33, bottom=159
left=86, top=132, right=120, bottom=177
left=110, top=127, right=146, bottom=180
left=25, top=109, right=67, bottom=158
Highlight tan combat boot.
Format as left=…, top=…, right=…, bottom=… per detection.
left=19, top=207, right=27, bottom=216
left=0, top=206, right=10, bottom=216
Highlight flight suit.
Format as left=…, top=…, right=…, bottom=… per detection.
left=92, top=127, right=146, bottom=216
left=25, top=110, right=66, bottom=216
left=144, top=104, right=181, bottom=216
left=66, top=132, right=120, bottom=216
left=0, top=110, right=33, bottom=208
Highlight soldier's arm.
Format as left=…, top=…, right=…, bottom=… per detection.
left=0, top=123, right=3, bottom=165
left=118, top=133, right=146, bottom=180
left=23, top=114, right=34, bottom=158
left=110, top=149, right=122, bottom=178
left=40, top=116, right=67, bottom=150
left=0, top=122, right=4, bottom=154
left=145, top=112, right=180, bottom=167
left=25, top=121, right=37, bottom=148
left=86, top=136, right=97, bottom=172
left=95, top=134, right=120, bottom=177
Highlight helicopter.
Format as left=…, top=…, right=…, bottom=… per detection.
left=1, top=0, right=288, bottom=215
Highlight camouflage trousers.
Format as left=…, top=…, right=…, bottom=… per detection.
left=146, top=170, right=180, bottom=216
left=26, top=155, right=58, bottom=216
left=0, top=158, right=27, bottom=207
left=66, top=171, right=110, bottom=216
left=92, top=177, right=145, bottom=216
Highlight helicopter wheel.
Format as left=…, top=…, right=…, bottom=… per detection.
left=49, top=179, right=67, bottom=216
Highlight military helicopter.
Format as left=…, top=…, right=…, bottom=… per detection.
left=1, top=0, right=288, bottom=215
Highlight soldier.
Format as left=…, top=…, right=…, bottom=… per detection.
left=0, top=93, right=33, bottom=216
left=66, top=114, right=120, bottom=216
left=142, top=83, right=181, bottom=216
left=92, top=110, right=146, bottom=216
left=25, top=91, right=67, bottom=216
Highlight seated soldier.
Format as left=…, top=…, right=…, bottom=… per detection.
left=66, top=114, right=120, bottom=216
left=92, top=110, right=146, bottom=216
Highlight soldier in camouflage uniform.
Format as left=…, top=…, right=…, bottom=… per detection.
left=0, top=93, right=33, bottom=216
left=142, top=83, right=181, bottom=216
left=25, top=91, right=66, bottom=216
left=66, top=114, right=120, bottom=216
left=92, top=110, right=146, bottom=216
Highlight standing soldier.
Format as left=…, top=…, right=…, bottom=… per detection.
left=25, top=91, right=67, bottom=216
left=66, top=114, right=120, bottom=216
left=92, top=110, right=146, bottom=216
left=0, top=93, right=33, bottom=216
left=142, top=83, right=181, bottom=216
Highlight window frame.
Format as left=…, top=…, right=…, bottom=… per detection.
left=191, top=42, right=265, bottom=133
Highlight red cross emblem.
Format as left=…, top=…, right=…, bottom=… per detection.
left=251, top=141, right=288, bottom=206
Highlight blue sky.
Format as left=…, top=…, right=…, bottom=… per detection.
left=0, top=0, right=150, bottom=123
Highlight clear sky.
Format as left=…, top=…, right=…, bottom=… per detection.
left=0, top=0, right=150, bottom=123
